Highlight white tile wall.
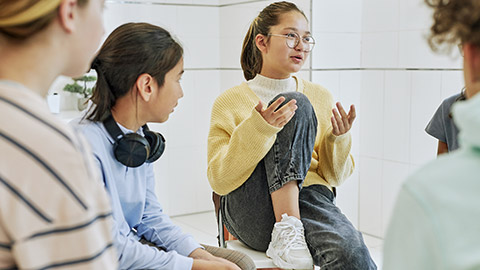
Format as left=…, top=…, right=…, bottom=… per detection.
left=312, top=0, right=362, bottom=33
left=312, top=33, right=361, bottom=68
left=398, top=0, right=432, bottom=31
left=359, top=157, right=382, bottom=237
left=359, top=71, right=384, bottom=159
left=409, top=71, right=441, bottom=166
left=361, top=32, right=399, bottom=68
left=362, top=0, right=399, bottom=33
left=383, top=71, right=411, bottom=163
left=381, top=161, right=411, bottom=236
left=398, top=30, right=462, bottom=69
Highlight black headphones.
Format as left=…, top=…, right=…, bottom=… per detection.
left=103, top=114, right=165, bottom=168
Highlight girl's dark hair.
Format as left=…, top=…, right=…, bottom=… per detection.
left=0, top=0, right=88, bottom=40
left=87, top=22, right=183, bottom=121
left=240, top=1, right=307, bottom=80
left=425, top=0, right=480, bottom=51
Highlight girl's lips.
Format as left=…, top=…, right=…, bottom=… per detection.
left=291, top=55, right=303, bottom=63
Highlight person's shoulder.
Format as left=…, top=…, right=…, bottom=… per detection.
left=404, top=149, right=479, bottom=196
left=219, top=82, right=249, bottom=97
left=214, top=82, right=250, bottom=105
left=441, top=92, right=463, bottom=107
left=70, top=117, right=107, bottom=145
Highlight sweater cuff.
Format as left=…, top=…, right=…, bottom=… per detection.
left=326, top=129, right=351, bottom=143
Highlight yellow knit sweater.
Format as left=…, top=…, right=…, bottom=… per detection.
left=207, top=77, right=354, bottom=195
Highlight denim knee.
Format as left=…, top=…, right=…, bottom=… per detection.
left=270, top=92, right=314, bottom=117
left=311, top=237, right=376, bottom=269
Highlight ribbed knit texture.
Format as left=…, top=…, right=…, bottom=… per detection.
left=247, top=74, right=296, bottom=103
left=207, top=77, right=355, bottom=195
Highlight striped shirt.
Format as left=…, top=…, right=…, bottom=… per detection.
left=0, top=81, right=118, bottom=269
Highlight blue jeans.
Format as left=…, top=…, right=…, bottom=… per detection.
left=220, top=92, right=376, bottom=269
left=300, top=185, right=377, bottom=269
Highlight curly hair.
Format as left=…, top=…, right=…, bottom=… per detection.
left=426, top=0, right=480, bottom=52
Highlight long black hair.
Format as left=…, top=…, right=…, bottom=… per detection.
left=87, top=22, right=183, bottom=121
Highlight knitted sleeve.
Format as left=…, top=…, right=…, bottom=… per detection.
left=207, top=87, right=281, bottom=195
left=307, top=82, right=355, bottom=187
left=318, top=129, right=355, bottom=187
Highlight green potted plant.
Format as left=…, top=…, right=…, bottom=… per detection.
left=63, top=75, right=96, bottom=111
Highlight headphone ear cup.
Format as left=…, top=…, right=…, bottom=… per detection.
left=144, top=130, right=165, bottom=163
left=113, top=133, right=150, bottom=168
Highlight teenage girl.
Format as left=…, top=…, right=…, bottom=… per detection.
left=0, top=0, right=117, bottom=269
left=207, top=1, right=376, bottom=269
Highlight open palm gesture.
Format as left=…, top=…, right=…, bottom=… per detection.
left=331, top=102, right=356, bottom=136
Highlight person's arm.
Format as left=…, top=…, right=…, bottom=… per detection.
left=135, top=165, right=202, bottom=256
left=207, top=95, right=281, bottom=195
left=426, top=100, right=449, bottom=155
left=316, top=97, right=356, bottom=187
left=133, top=167, right=240, bottom=270
left=190, top=248, right=240, bottom=270
left=383, top=184, right=442, bottom=270
left=437, top=140, right=449, bottom=155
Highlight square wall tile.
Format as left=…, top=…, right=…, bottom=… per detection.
left=361, top=32, right=399, bottom=68
left=176, top=6, right=219, bottom=38
left=104, top=3, right=178, bottom=34
left=312, top=0, right=362, bottom=33
left=311, top=71, right=340, bottom=100
left=220, top=70, right=245, bottom=94
left=362, top=0, right=399, bottom=32
left=167, top=146, right=204, bottom=215
left=398, top=30, right=462, bottom=69
left=181, top=36, right=220, bottom=68
left=381, top=161, right=411, bottom=236
left=358, top=157, right=383, bottom=237
left=339, top=71, right=362, bottom=157
left=383, top=71, right=411, bottom=163
left=399, top=0, right=433, bottom=31
left=220, top=6, right=257, bottom=39
left=441, top=70, right=464, bottom=99
left=360, top=71, right=384, bottom=159
left=192, top=71, right=222, bottom=149
left=312, top=33, right=361, bottom=69
left=220, top=37, right=244, bottom=68
left=409, top=71, right=442, bottom=165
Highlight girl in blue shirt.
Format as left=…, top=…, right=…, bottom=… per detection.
left=75, top=22, right=248, bottom=270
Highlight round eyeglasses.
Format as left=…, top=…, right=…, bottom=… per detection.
left=268, top=32, right=315, bottom=52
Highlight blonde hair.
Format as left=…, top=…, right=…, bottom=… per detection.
left=426, top=0, right=480, bottom=51
left=240, top=1, right=307, bottom=80
left=0, top=0, right=87, bottom=40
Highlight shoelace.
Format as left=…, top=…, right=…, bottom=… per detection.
left=273, top=221, right=308, bottom=254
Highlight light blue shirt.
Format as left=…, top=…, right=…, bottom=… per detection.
left=73, top=119, right=201, bottom=269
left=383, top=94, right=480, bottom=269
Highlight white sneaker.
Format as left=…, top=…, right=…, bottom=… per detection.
left=266, top=213, right=313, bottom=269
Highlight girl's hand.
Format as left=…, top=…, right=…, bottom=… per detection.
left=331, top=102, right=356, bottom=136
left=192, top=259, right=240, bottom=270
left=255, top=96, right=297, bottom=128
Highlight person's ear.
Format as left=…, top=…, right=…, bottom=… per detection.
left=463, top=43, right=480, bottom=98
left=57, top=0, right=78, bottom=33
left=135, top=74, right=155, bottom=102
left=255, top=34, right=268, bottom=53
